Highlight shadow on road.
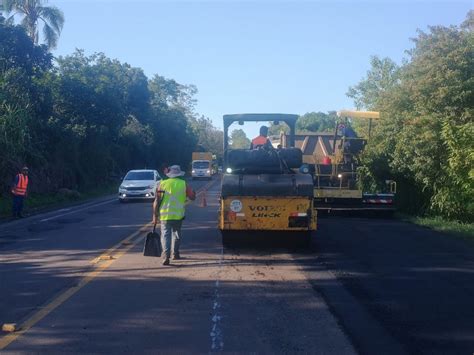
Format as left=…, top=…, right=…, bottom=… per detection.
left=299, top=216, right=474, bottom=355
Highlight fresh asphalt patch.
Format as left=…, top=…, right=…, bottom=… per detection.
left=305, top=216, right=474, bottom=355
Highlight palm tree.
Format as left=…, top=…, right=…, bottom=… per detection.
left=4, top=0, right=64, bottom=49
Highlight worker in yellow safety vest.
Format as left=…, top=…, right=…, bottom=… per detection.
left=153, top=165, right=196, bottom=265
left=11, top=166, right=29, bottom=219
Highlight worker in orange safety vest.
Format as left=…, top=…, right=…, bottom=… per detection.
left=11, top=166, right=29, bottom=218
left=250, top=126, right=272, bottom=149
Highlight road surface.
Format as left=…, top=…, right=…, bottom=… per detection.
left=1, top=176, right=473, bottom=354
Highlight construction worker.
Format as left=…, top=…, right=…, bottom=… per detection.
left=153, top=165, right=196, bottom=265
left=11, top=166, right=29, bottom=218
left=250, top=126, right=272, bottom=149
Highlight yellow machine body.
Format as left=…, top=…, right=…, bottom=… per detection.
left=219, top=196, right=316, bottom=231
left=314, top=189, right=362, bottom=199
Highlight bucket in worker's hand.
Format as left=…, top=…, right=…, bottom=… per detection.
left=143, top=223, right=162, bottom=257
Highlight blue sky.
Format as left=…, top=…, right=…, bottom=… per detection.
left=52, top=0, right=471, bottom=136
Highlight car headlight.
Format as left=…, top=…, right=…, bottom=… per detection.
left=119, top=185, right=126, bottom=190
left=206, top=170, right=210, bottom=174
left=226, top=167, right=232, bottom=173
left=147, top=185, right=154, bottom=189
left=192, top=170, right=195, bottom=173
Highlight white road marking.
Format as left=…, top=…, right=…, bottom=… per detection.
left=56, top=208, right=71, bottom=212
left=39, top=199, right=115, bottom=222
left=210, top=245, right=224, bottom=351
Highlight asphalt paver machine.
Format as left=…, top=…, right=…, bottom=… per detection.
left=305, top=110, right=396, bottom=213
left=219, top=114, right=317, bottom=245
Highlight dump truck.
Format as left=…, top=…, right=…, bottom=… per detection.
left=191, top=152, right=213, bottom=180
left=219, top=113, right=316, bottom=245
left=281, top=110, right=396, bottom=214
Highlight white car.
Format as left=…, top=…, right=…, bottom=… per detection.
left=118, top=169, right=161, bottom=202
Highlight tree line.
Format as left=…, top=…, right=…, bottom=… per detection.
left=349, top=12, right=473, bottom=222
left=0, top=15, right=222, bottom=196
left=263, top=12, right=472, bottom=223
left=2, top=2, right=471, bottom=223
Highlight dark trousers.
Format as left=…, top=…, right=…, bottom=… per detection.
left=12, top=195, right=25, bottom=218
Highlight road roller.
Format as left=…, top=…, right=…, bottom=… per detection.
left=219, top=113, right=316, bottom=245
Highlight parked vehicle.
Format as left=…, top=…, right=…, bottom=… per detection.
left=118, top=169, right=161, bottom=202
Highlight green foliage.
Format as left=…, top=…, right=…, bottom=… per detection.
left=347, top=56, right=400, bottom=110
left=229, top=129, right=251, bottom=149
left=297, top=111, right=337, bottom=133
left=0, top=20, right=53, bottom=191
left=269, top=111, right=337, bottom=136
left=399, top=214, right=474, bottom=241
left=268, top=122, right=289, bottom=136
left=190, top=116, right=224, bottom=160
left=0, top=21, right=213, bottom=199
left=349, top=11, right=474, bottom=222
left=4, top=0, right=65, bottom=49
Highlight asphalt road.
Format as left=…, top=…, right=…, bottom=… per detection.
left=306, top=215, right=474, bottom=355
left=1, top=176, right=473, bottom=354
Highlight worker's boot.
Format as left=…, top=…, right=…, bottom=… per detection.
left=172, top=252, right=180, bottom=260
left=162, top=257, right=170, bottom=266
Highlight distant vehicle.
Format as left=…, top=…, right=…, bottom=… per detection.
left=192, top=160, right=212, bottom=180
left=192, top=152, right=213, bottom=180
left=118, top=169, right=161, bottom=202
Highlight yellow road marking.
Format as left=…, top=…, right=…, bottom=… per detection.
left=0, top=178, right=219, bottom=350
left=0, top=222, right=151, bottom=350
left=1, top=324, right=16, bottom=333
left=89, top=224, right=149, bottom=264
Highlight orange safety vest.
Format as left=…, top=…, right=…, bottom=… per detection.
left=251, top=135, right=269, bottom=148
left=12, top=174, right=28, bottom=196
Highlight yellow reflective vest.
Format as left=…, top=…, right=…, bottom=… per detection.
left=159, top=178, right=186, bottom=221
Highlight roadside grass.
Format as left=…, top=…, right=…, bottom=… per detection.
left=398, top=213, right=474, bottom=241
left=0, top=184, right=118, bottom=220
